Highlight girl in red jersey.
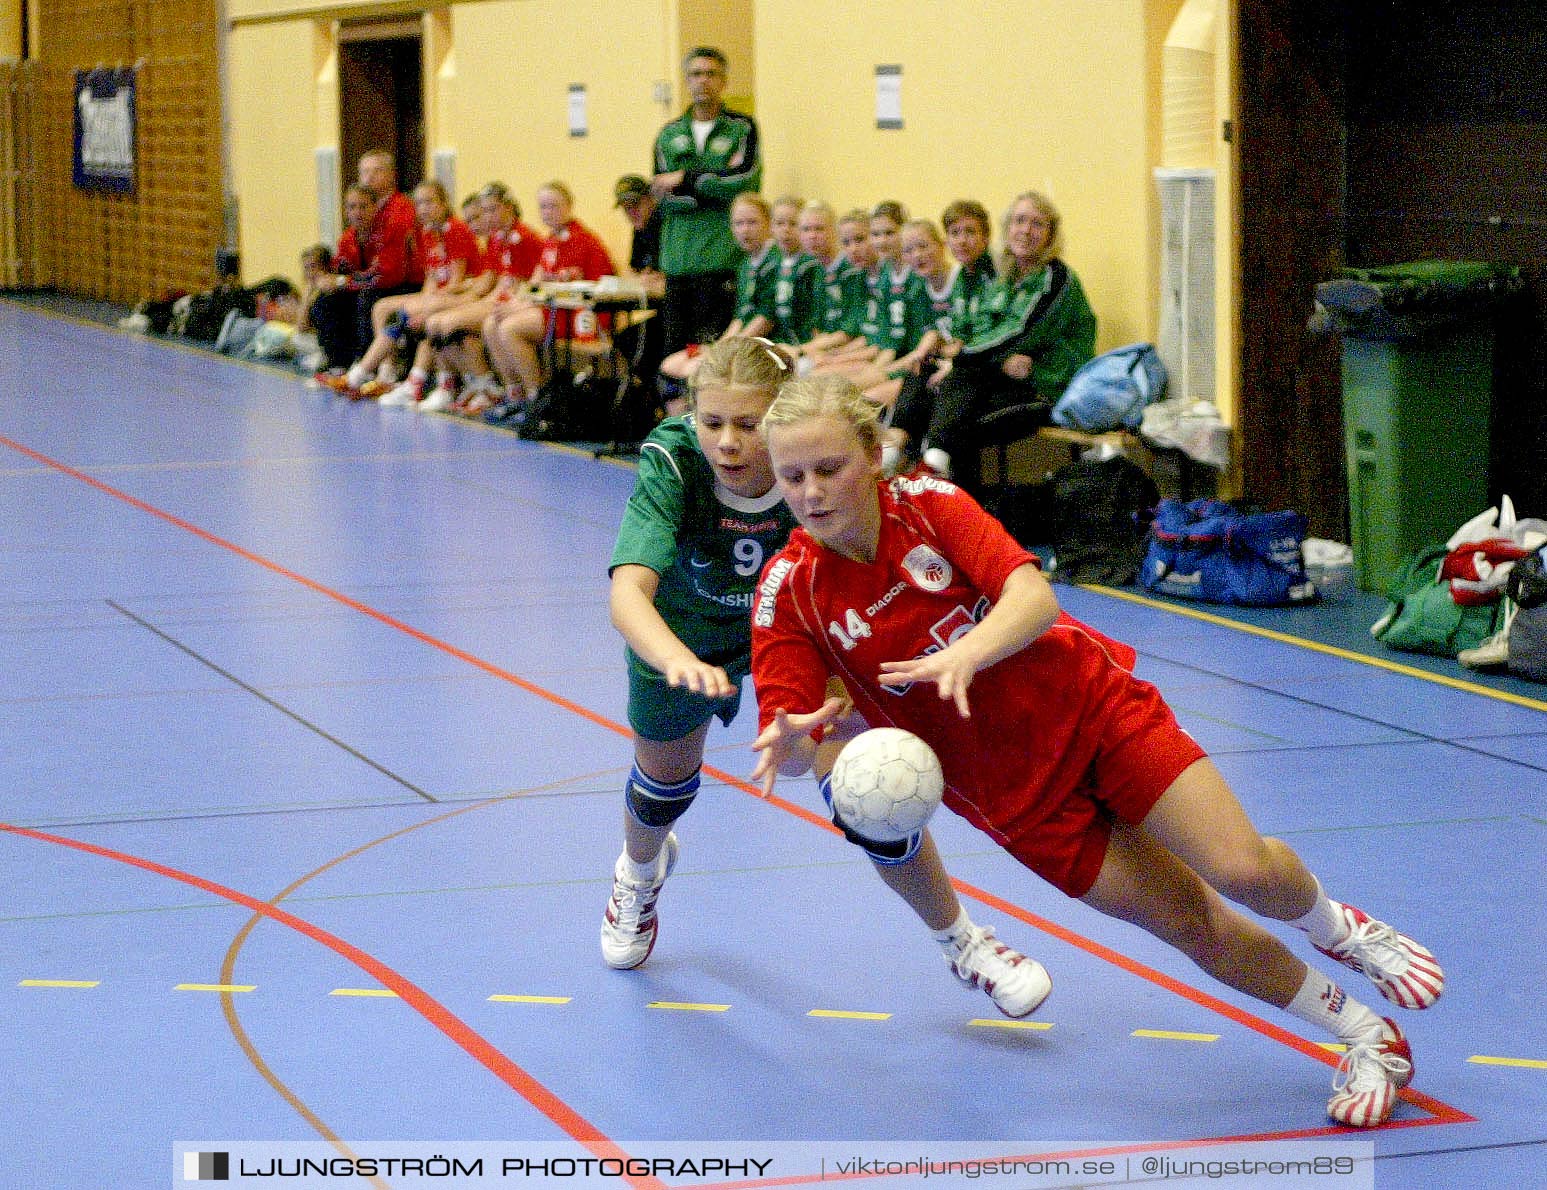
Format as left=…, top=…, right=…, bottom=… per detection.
left=346, top=179, right=481, bottom=406
left=482, top=180, right=616, bottom=410
left=421, top=182, right=545, bottom=415
left=749, top=374, right=1445, bottom=1129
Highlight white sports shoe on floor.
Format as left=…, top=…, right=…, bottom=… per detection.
left=416, top=382, right=457, bottom=412
left=1315, top=903, right=1445, bottom=1010
left=378, top=379, right=424, bottom=407
left=1327, top=1017, right=1412, bottom=1127
left=1458, top=620, right=1511, bottom=669
left=600, top=833, right=680, bottom=970
left=946, top=923, right=1051, bottom=1018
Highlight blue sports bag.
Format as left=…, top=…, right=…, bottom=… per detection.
left=1050, top=342, right=1167, bottom=433
left=1141, top=498, right=1317, bottom=606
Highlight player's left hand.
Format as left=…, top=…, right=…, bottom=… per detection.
left=878, top=651, right=976, bottom=719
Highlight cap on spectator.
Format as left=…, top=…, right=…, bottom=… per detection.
left=614, top=175, right=651, bottom=207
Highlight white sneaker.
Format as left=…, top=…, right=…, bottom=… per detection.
left=1327, top=1018, right=1413, bottom=1127
left=1314, top=903, right=1445, bottom=1010
left=1459, top=612, right=1512, bottom=669
left=600, top=834, right=680, bottom=970
left=946, top=923, right=1051, bottom=1018
left=378, top=379, right=424, bottom=407
left=417, top=383, right=457, bottom=413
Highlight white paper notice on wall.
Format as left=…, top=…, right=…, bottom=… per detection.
left=875, top=65, right=902, bottom=130
left=568, top=84, right=588, bottom=137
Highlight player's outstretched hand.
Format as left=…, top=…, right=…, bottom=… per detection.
left=878, top=651, right=975, bottom=719
left=664, top=658, right=737, bottom=700
left=750, top=697, right=846, bottom=797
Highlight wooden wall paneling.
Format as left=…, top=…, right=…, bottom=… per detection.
left=32, top=0, right=222, bottom=302
left=1235, top=0, right=1350, bottom=539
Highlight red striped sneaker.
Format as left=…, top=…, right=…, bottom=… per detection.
left=946, top=923, right=1052, bottom=1018
left=1328, top=1017, right=1412, bottom=1127
left=599, top=833, right=679, bottom=970
left=1315, top=903, right=1445, bottom=1010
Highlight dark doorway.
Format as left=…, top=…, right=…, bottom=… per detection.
left=338, top=29, right=424, bottom=198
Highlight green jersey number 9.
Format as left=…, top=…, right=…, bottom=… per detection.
left=733, top=537, right=764, bottom=577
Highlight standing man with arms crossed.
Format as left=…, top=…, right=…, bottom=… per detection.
left=651, top=47, right=762, bottom=361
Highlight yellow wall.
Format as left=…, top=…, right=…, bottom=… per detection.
left=1, top=0, right=20, bottom=58
left=229, top=0, right=673, bottom=283
left=442, top=0, right=670, bottom=266
left=755, top=0, right=1163, bottom=350
left=228, top=20, right=323, bottom=282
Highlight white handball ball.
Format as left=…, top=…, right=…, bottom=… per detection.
left=829, top=728, right=945, bottom=842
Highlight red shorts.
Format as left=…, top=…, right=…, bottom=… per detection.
left=1000, top=677, right=1207, bottom=899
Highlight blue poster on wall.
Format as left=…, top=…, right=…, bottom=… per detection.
left=73, top=67, right=137, bottom=193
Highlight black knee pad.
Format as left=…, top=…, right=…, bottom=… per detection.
left=819, top=774, right=923, bottom=865
left=624, top=768, right=701, bottom=828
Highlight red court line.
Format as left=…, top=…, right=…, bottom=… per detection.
left=0, top=432, right=623, bottom=738
left=2, top=431, right=1474, bottom=1139
left=0, top=820, right=670, bottom=1190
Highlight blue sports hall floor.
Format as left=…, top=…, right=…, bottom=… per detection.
left=1, top=296, right=1543, bottom=1189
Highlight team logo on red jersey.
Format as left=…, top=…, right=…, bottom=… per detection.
left=901, top=545, right=952, bottom=592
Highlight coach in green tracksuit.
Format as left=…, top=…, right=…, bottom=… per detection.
left=651, top=46, right=763, bottom=356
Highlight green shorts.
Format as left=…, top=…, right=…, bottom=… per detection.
left=625, top=645, right=750, bottom=742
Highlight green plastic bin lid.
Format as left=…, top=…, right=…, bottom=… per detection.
left=1339, top=260, right=1519, bottom=289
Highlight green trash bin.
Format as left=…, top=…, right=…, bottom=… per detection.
left=1315, top=260, right=1523, bottom=592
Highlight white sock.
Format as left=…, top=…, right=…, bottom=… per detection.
left=922, top=447, right=951, bottom=478
left=931, top=907, right=974, bottom=955
left=1290, top=878, right=1350, bottom=950
left=434, top=371, right=456, bottom=390
left=1285, top=967, right=1383, bottom=1044
left=404, top=367, right=428, bottom=388
left=345, top=362, right=371, bottom=388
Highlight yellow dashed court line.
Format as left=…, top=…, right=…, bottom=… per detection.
left=329, top=988, right=399, bottom=998
left=1133, top=1028, right=1220, bottom=1043
left=18, top=979, right=99, bottom=988
left=1469, top=1055, right=1547, bottom=1069
left=647, top=1001, right=730, bottom=1013
left=968, top=1018, right=1053, bottom=1031
left=808, top=1009, right=891, bottom=1021
left=175, top=983, right=256, bottom=993
left=488, top=994, right=571, bottom=1005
